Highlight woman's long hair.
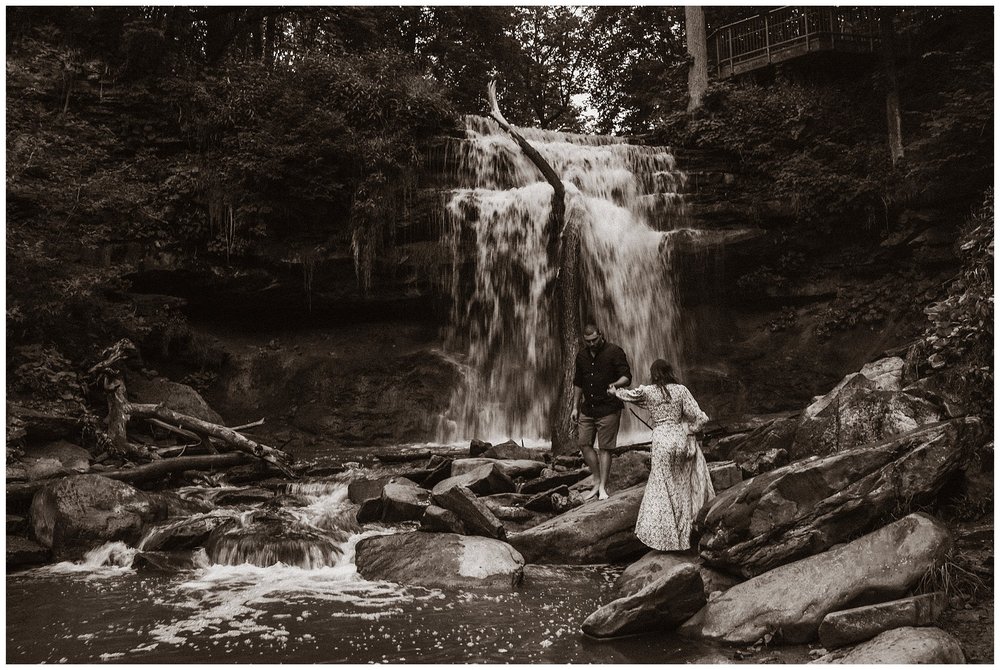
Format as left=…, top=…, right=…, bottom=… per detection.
left=650, top=359, right=679, bottom=401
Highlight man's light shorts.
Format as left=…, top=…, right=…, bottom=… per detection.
left=577, top=411, right=621, bottom=452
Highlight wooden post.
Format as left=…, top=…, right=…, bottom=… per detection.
left=764, top=13, right=770, bottom=61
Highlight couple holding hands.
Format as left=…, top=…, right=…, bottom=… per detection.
left=570, top=324, right=714, bottom=552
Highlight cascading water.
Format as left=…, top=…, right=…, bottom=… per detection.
left=438, top=116, right=688, bottom=445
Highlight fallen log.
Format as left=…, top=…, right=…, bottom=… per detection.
left=129, top=403, right=294, bottom=476
left=6, top=452, right=254, bottom=502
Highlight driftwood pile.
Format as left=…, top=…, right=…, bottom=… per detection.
left=9, top=338, right=294, bottom=502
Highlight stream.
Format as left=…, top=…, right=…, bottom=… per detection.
left=7, top=444, right=765, bottom=664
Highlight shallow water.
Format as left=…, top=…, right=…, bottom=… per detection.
left=7, top=558, right=734, bottom=663
left=7, top=446, right=769, bottom=664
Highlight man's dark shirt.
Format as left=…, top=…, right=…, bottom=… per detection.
left=573, top=342, right=632, bottom=418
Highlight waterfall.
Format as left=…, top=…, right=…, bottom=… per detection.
left=438, top=116, right=688, bottom=445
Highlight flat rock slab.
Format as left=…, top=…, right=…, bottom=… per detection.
left=451, top=458, right=547, bottom=480
left=509, top=484, right=647, bottom=564
left=519, top=468, right=590, bottom=495
left=816, top=626, right=965, bottom=664
left=679, top=513, right=952, bottom=644
left=818, top=592, right=947, bottom=649
left=695, top=418, right=982, bottom=577
left=214, top=487, right=275, bottom=506
left=617, top=550, right=740, bottom=599
left=432, top=464, right=516, bottom=496
left=355, top=531, right=524, bottom=590
left=432, top=486, right=506, bottom=540
left=582, top=564, right=706, bottom=638
left=482, top=441, right=546, bottom=462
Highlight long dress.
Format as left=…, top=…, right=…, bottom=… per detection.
left=612, top=383, right=715, bottom=551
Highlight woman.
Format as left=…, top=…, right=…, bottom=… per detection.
left=608, top=359, right=714, bottom=552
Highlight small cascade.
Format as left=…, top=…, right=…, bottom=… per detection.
left=80, top=541, right=138, bottom=569
left=203, top=478, right=358, bottom=569
left=438, top=116, right=689, bottom=444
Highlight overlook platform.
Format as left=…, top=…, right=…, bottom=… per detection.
left=709, top=6, right=881, bottom=79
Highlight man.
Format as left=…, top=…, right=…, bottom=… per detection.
left=571, top=324, right=631, bottom=500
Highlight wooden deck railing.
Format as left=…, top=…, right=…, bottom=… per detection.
left=709, top=6, right=881, bottom=78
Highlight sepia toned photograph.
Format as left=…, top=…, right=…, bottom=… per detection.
left=6, top=4, right=993, bottom=664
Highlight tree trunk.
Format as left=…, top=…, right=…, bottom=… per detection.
left=487, top=82, right=579, bottom=456
left=551, top=213, right=581, bottom=456
left=263, top=15, right=277, bottom=67
left=880, top=8, right=904, bottom=166
left=685, top=6, right=709, bottom=113
left=205, top=9, right=240, bottom=64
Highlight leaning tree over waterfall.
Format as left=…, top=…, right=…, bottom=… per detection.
left=486, top=82, right=580, bottom=455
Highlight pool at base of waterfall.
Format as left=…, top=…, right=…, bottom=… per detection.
left=7, top=560, right=733, bottom=663
left=6, top=450, right=807, bottom=664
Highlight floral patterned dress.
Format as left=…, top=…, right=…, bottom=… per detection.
left=612, top=383, right=714, bottom=551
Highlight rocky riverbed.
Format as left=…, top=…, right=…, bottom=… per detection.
left=6, top=355, right=993, bottom=663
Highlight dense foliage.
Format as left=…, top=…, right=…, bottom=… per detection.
left=5, top=7, right=994, bottom=434
left=917, top=192, right=994, bottom=421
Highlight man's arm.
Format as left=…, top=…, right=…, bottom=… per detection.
left=612, top=346, right=632, bottom=389
left=608, top=375, right=630, bottom=390
left=571, top=385, right=582, bottom=421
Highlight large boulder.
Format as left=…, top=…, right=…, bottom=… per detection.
left=419, top=505, right=465, bottom=534
left=616, top=550, right=741, bottom=599
left=450, top=458, right=547, bottom=480
left=508, top=484, right=647, bottom=564
left=679, top=513, right=952, bottom=644
left=482, top=440, right=545, bottom=462
left=582, top=564, right=706, bottom=638
left=128, top=376, right=224, bottom=424
left=432, top=486, right=506, bottom=540
left=380, top=480, right=431, bottom=522
left=818, top=592, right=947, bottom=649
left=695, top=418, right=981, bottom=577
left=432, top=464, right=516, bottom=496
left=348, top=477, right=393, bottom=504
left=29, top=475, right=168, bottom=560
left=789, top=357, right=942, bottom=459
left=355, top=531, right=524, bottom=589
left=817, top=626, right=965, bottom=664
left=22, top=440, right=91, bottom=480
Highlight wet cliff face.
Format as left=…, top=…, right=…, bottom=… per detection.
left=121, top=137, right=966, bottom=444
left=670, top=148, right=962, bottom=419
